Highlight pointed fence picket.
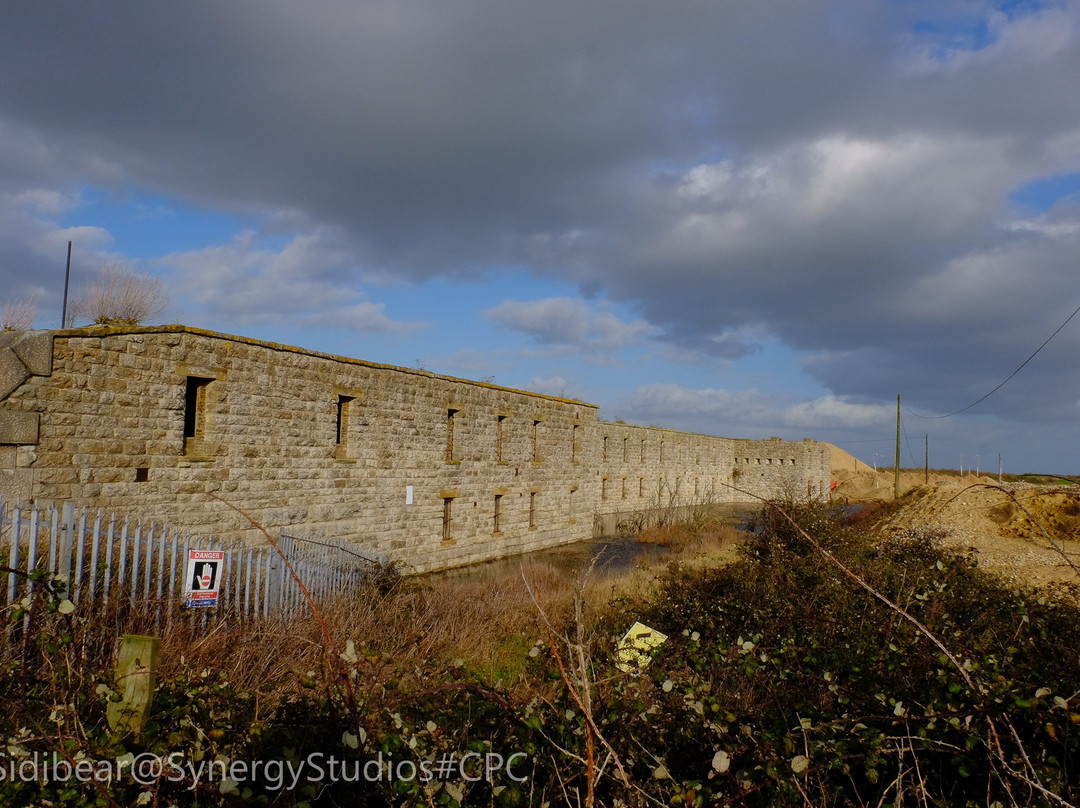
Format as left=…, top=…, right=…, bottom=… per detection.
left=0, top=498, right=378, bottom=629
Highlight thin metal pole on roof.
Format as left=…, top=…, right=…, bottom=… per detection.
left=61, top=241, right=72, bottom=329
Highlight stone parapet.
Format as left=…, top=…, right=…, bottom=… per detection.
left=1, top=330, right=52, bottom=447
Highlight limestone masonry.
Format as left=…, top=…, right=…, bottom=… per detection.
left=0, top=326, right=830, bottom=572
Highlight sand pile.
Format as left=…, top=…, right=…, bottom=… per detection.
left=825, top=444, right=1079, bottom=593
left=874, top=477, right=1080, bottom=593
left=826, top=443, right=987, bottom=502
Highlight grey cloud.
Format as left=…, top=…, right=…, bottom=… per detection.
left=3, top=1, right=1080, bottom=430
left=0, top=1, right=899, bottom=274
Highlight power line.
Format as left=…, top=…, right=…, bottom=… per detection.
left=899, top=412, right=918, bottom=466
left=907, top=300, right=1080, bottom=420
left=828, top=438, right=896, bottom=446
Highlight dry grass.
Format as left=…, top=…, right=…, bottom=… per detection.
left=1, top=528, right=742, bottom=729
left=636, top=516, right=743, bottom=565
left=157, top=542, right=703, bottom=702
left=129, top=558, right=636, bottom=703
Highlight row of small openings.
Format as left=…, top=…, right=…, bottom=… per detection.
left=446, top=409, right=555, bottom=465
left=182, top=380, right=759, bottom=472
left=601, top=475, right=718, bottom=500
left=183, top=378, right=362, bottom=457
left=736, top=457, right=797, bottom=465
left=183, top=380, right=571, bottom=465
left=600, top=435, right=714, bottom=466
left=442, top=490, right=541, bottom=542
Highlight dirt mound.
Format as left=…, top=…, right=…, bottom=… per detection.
left=874, top=478, right=1080, bottom=594
left=819, top=445, right=1078, bottom=592
left=826, top=443, right=972, bottom=503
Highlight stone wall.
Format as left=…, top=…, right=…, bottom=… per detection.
left=0, top=326, right=831, bottom=572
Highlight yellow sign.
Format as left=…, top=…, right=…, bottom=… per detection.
left=616, top=621, right=668, bottom=672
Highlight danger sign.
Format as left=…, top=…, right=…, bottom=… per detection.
left=183, top=549, right=225, bottom=608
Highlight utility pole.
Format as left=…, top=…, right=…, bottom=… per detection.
left=894, top=394, right=901, bottom=500
left=924, top=434, right=928, bottom=485
left=998, top=453, right=1002, bottom=483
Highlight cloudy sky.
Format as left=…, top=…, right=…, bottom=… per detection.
left=3, top=0, right=1080, bottom=473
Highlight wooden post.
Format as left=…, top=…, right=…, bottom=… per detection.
left=107, top=635, right=160, bottom=736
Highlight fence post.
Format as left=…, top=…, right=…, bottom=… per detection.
left=130, top=521, right=142, bottom=607
left=102, top=514, right=116, bottom=606
left=263, top=551, right=272, bottom=619
left=58, top=502, right=74, bottom=590
left=47, top=505, right=59, bottom=580
left=143, top=522, right=155, bottom=601
left=107, top=635, right=160, bottom=737
left=72, top=507, right=87, bottom=602
left=25, top=506, right=40, bottom=630
left=7, top=502, right=20, bottom=605
left=87, top=511, right=103, bottom=601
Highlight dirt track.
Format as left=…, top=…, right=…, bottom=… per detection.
left=829, top=445, right=1080, bottom=595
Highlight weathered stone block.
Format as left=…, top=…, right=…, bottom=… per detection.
left=10, top=331, right=53, bottom=376
left=0, top=409, right=39, bottom=445
left=0, top=350, right=30, bottom=401
left=0, top=467, right=32, bottom=503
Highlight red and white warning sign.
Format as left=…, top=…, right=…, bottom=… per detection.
left=183, top=549, right=225, bottom=608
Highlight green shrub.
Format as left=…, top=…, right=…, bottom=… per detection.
left=2, top=501, right=1077, bottom=806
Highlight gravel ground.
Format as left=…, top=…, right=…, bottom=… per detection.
left=870, top=478, right=1080, bottom=599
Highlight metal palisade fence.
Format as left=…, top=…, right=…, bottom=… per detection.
left=0, top=497, right=379, bottom=627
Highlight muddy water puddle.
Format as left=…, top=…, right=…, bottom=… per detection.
left=428, top=536, right=675, bottom=584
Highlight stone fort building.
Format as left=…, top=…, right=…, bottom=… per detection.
left=1, top=326, right=830, bottom=572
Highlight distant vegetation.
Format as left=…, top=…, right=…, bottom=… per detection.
left=1, top=502, right=1077, bottom=806
left=71, top=264, right=169, bottom=327
left=895, top=467, right=1079, bottom=487
left=1007, top=473, right=1080, bottom=486
left=0, top=298, right=36, bottom=331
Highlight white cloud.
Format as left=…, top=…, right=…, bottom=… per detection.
left=300, top=302, right=427, bottom=335
left=0, top=187, right=119, bottom=324
left=1003, top=220, right=1080, bottom=236
left=781, top=396, right=893, bottom=428
left=905, top=4, right=1076, bottom=76
left=159, top=230, right=425, bottom=333
left=526, top=375, right=587, bottom=401
left=627, top=383, right=771, bottom=424
left=484, top=297, right=657, bottom=359
left=626, top=383, right=892, bottom=432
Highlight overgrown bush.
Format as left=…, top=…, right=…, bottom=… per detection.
left=1, top=502, right=1077, bottom=806
left=609, top=504, right=1080, bottom=806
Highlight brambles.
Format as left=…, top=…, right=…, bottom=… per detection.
left=1, top=500, right=1077, bottom=805
left=624, top=502, right=1080, bottom=806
